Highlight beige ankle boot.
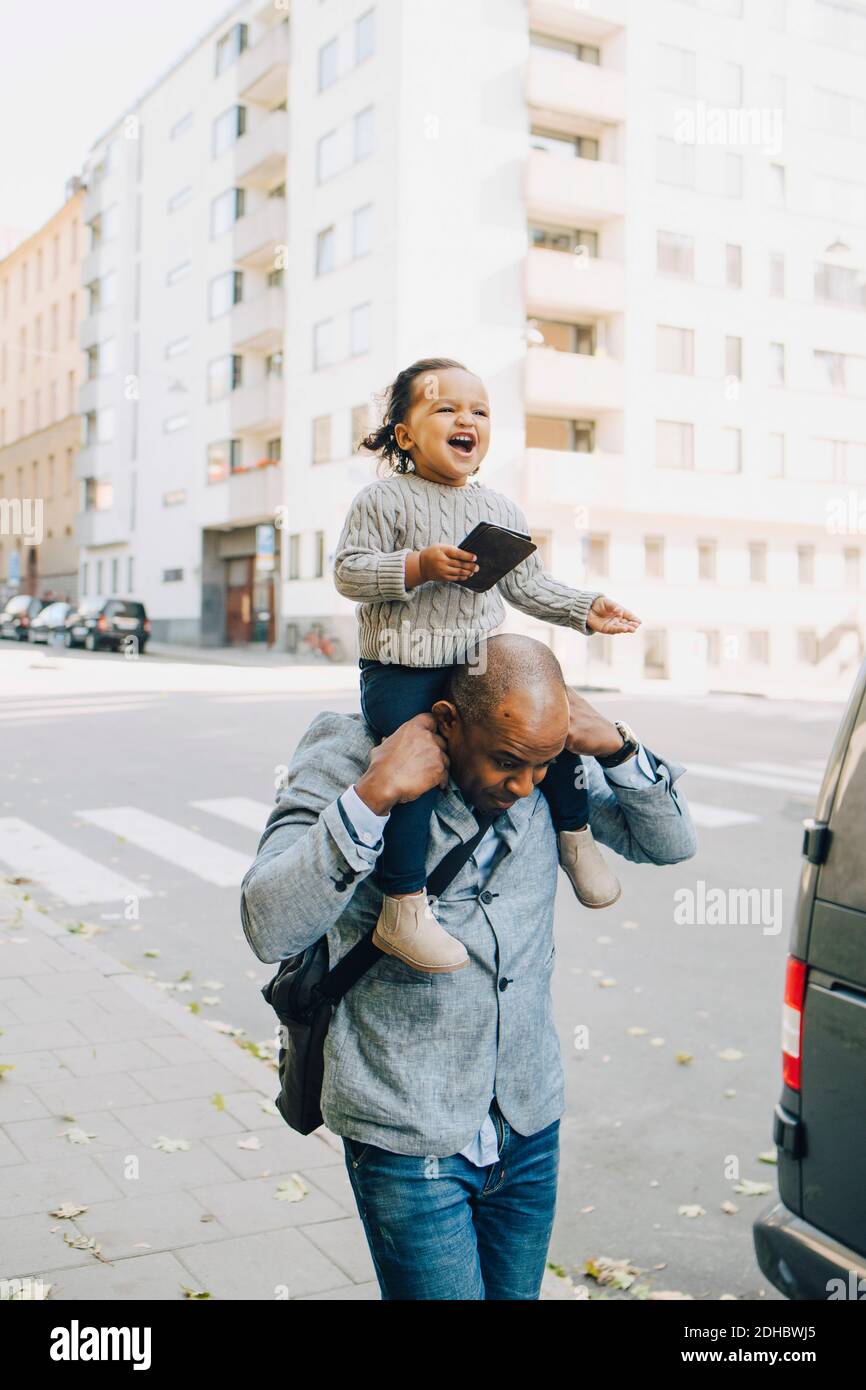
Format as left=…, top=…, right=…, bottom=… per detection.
left=557, top=826, right=621, bottom=908
left=372, top=891, right=469, bottom=973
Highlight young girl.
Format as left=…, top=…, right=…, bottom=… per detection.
left=334, top=357, right=640, bottom=973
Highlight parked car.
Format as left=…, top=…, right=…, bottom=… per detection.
left=64, top=598, right=150, bottom=653
left=27, top=601, right=72, bottom=644
left=753, top=656, right=866, bottom=1299
left=0, top=594, right=47, bottom=641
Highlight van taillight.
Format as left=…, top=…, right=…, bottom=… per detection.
left=97, top=615, right=107, bottom=631
left=143, top=619, right=150, bottom=632
left=782, top=956, right=807, bottom=1091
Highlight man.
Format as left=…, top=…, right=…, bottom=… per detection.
left=241, top=635, right=697, bottom=1300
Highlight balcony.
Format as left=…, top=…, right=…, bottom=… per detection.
left=80, top=245, right=105, bottom=288
left=77, top=375, right=115, bottom=417
left=81, top=179, right=106, bottom=225
left=524, top=447, right=626, bottom=510
left=230, top=377, right=284, bottom=434
left=237, top=20, right=289, bottom=105
left=75, top=508, right=127, bottom=549
left=235, top=109, right=288, bottom=189
left=202, top=461, right=284, bottom=530
left=528, top=0, right=626, bottom=39
left=80, top=314, right=101, bottom=351
left=233, top=198, right=287, bottom=267
left=527, top=52, right=626, bottom=124
left=526, top=247, right=624, bottom=318
left=525, top=345, right=623, bottom=413
left=526, top=149, right=625, bottom=224
left=232, top=286, right=285, bottom=351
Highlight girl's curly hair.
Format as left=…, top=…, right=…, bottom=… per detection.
left=358, top=357, right=473, bottom=475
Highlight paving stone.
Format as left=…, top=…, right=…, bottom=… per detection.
left=32, top=1073, right=152, bottom=1114
left=303, top=1162, right=359, bottom=1216
left=136, top=1036, right=212, bottom=1067
left=189, top=1176, right=345, bottom=1235
left=0, top=1050, right=71, bottom=1084
left=202, top=1126, right=343, bottom=1181
left=0, top=977, right=32, bottom=1001
left=0, top=946, right=90, bottom=978
left=3, top=1109, right=144, bottom=1163
left=35, top=1251, right=195, bottom=1302
left=300, top=1216, right=377, bottom=1284
left=73, top=1012, right=180, bottom=1044
left=0, top=1084, right=51, bottom=1123
left=298, top=1280, right=379, bottom=1300
left=0, top=1152, right=125, bottom=1219
left=69, top=1190, right=229, bottom=1261
left=0, top=1128, right=25, bottom=1167
left=0, top=1211, right=105, bottom=1275
left=175, top=1227, right=347, bottom=1300
left=0, top=1019, right=89, bottom=1054
left=7, top=993, right=122, bottom=1024
left=109, top=1097, right=244, bottom=1144
left=129, top=1062, right=240, bottom=1103
left=28, top=971, right=116, bottom=998
left=93, top=1143, right=239, bottom=1197
left=221, top=1090, right=287, bottom=1130
left=53, top=1040, right=168, bottom=1079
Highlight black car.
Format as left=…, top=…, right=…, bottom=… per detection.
left=754, top=658, right=866, bottom=1300
left=64, top=598, right=150, bottom=653
left=0, top=594, right=46, bottom=641
left=27, top=600, right=73, bottom=644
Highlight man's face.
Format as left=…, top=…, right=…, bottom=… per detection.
left=432, top=688, right=570, bottom=817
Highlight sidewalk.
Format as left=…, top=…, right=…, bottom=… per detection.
left=0, top=886, right=378, bottom=1301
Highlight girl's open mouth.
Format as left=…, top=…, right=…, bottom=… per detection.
left=448, top=434, right=476, bottom=456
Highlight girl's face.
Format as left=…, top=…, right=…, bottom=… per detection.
left=393, top=367, right=491, bottom=485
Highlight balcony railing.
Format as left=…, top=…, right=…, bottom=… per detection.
left=232, top=286, right=285, bottom=351
left=526, top=149, right=625, bottom=224
left=230, top=377, right=284, bottom=434
left=526, top=345, right=623, bottom=414
left=526, top=247, right=625, bottom=318
left=527, top=51, right=626, bottom=123
left=235, top=109, right=289, bottom=189
left=524, top=447, right=626, bottom=509
left=237, top=20, right=290, bottom=105
left=75, top=508, right=126, bottom=549
left=233, top=198, right=287, bottom=268
left=528, top=0, right=627, bottom=39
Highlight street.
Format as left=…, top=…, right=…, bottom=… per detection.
left=0, top=640, right=844, bottom=1299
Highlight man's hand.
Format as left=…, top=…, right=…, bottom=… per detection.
left=405, top=545, right=479, bottom=588
left=355, top=713, right=449, bottom=814
left=587, top=594, right=641, bottom=635
left=564, top=687, right=625, bottom=759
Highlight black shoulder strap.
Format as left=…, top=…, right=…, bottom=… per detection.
left=315, top=813, right=494, bottom=1007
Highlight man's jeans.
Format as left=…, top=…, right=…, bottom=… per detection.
left=342, top=1100, right=560, bottom=1300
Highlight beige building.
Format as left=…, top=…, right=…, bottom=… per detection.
left=0, top=188, right=84, bottom=602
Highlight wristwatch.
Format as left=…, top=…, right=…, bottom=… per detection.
left=596, top=720, right=640, bottom=768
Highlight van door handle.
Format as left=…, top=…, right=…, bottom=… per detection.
left=802, top=818, right=831, bottom=865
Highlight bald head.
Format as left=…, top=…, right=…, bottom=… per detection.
left=434, top=636, right=571, bottom=817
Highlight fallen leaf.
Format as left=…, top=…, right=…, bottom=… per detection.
left=678, top=1204, right=706, bottom=1218
left=152, top=1136, right=191, bottom=1153
left=202, top=980, right=225, bottom=990
left=734, top=1178, right=772, bottom=1197
left=211, top=1093, right=225, bottom=1112
left=201, top=996, right=222, bottom=1007
left=580, top=1204, right=595, bottom=1214
left=721, top=1200, right=739, bottom=1215
left=181, top=1285, right=211, bottom=1299
left=620, top=920, right=639, bottom=930
left=675, top=1051, right=693, bottom=1065
left=649, top=1037, right=665, bottom=1048
left=0, top=1064, right=15, bottom=1078
left=584, top=1255, right=643, bottom=1291
left=49, top=1202, right=88, bottom=1219
left=649, top=1290, right=694, bottom=1300
left=717, top=1048, right=744, bottom=1062
left=131, top=1242, right=153, bottom=1249
left=598, top=977, right=617, bottom=988
left=59, top=1127, right=97, bottom=1146
left=238, top=1135, right=262, bottom=1151
left=275, top=1173, right=309, bottom=1203
left=757, top=1150, right=778, bottom=1165
left=626, top=1026, right=648, bottom=1037
left=206, top=1021, right=245, bottom=1037
left=187, top=1002, right=200, bottom=1015
left=259, top=1099, right=280, bottom=1117
left=143, top=949, right=160, bottom=959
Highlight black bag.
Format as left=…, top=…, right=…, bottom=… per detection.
left=261, top=814, right=494, bottom=1134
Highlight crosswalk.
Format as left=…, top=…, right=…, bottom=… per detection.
left=0, top=760, right=824, bottom=909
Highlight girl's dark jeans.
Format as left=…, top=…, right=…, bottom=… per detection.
left=359, top=658, right=589, bottom=896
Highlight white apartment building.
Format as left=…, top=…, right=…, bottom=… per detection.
left=77, top=0, right=866, bottom=695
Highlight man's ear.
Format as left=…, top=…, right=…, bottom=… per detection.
left=431, top=699, right=458, bottom=741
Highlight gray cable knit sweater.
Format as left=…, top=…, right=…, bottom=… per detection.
left=333, top=472, right=602, bottom=667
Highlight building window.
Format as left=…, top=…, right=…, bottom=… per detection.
left=315, top=225, right=336, bottom=275
left=725, top=243, right=743, bottom=288
left=657, top=42, right=697, bottom=94
left=350, top=303, right=369, bottom=355
left=212, top=105, right=246, bottom=157
left=314, top=530, right=326, bottom=578
left=215, top=23, right=247, bottom=75
left=797, top=630, right=819, bottom=665
left=656, top=419, right=694, bottom=469
left=767, top=433, right=785, bottom=478
left=699, top=630, right=721, bottom=666
left=769, top=341, right=786, bottom=386
left=209, top=270, right=243, bottom=318
left=353, top=203, right=373, bottom=258
left=697, top=539, right=717, bottom=581
left=719, top=427, right=742, bottom=473
left=316, top=129, right=340, bottom=182
left=211, top=187, right=245, bottom=237
left=644, top=536, right=665, bottom=579
left=657, top=136, right=695, bottom=188
left=814, top=349, right=847, bottom=391
left=162, top=568, right=184, bottom=583
left=530, top=224, right=598, bottom=257
left=352, top=404, right=371, bottom=450
left=657, top=230, right=694, bottom=278
left=265, top=351, right=283, bottom=378
left=531, top=128, right=598, bottom=160
left=844, top=547, right=861, bottom=589
left=206, top=439, right=240, bottom=484
left=768, top=163, right=786, bottom=206
left=797, top=544, right=815, bottom=585
left=769, top=252, right=785, bottom=296
left=748, top=631, right=770, bottom=664
left=643, top=630, right=668, bottom=679
left=266, top=266, right=284, bottom=289
left=313, top=319, right=336, bottom=370
left=288, top=533, right=300, bottom=580
left=525, top=417, right=595, bottom=452
left=266, top=437, right=282, bottom=462
left=749, top=542, right=767, bottom=583
left=127, top=555, right=134, bottom=592
left=207, top=354, right=242, bottom=402
left=318, top=36, right=338, bottom=90
left=586, top=533, right=609, bottom=578
left=313, top=415, right=332, bottom=464
left=354, top=105, right=375, bottom=161
left=814, top=260, right=866, bottom=309
left=356, top=8, right=375, bottom=63
left=656, top=325, right=694, bottom=375
left=80, top=562, right=88, bottom=596
left=110, top=558, right=119, bottom=594
left=725, top=335, right=743, bottom=381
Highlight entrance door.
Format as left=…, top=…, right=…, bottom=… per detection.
left=225, top=556, right=275, bottom=645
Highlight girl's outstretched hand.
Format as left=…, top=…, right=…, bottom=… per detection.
left=586, top=595, right=641, bottom=635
